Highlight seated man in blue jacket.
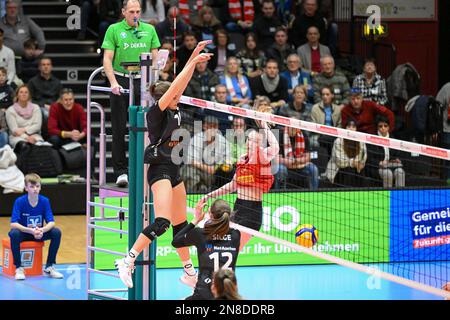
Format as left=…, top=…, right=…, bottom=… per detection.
left=9, top=173, right=64, bottom=281
left=280, top=53, right=314, bottom=103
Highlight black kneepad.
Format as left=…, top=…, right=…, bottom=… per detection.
left=142, top=217, right=171, bottom=241
left=172, top=221, right=188, bottom=238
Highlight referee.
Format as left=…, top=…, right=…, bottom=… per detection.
left=102, top=0, right=160, bottom=187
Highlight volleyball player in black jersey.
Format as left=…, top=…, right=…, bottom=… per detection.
left=115, top=40, right=213, bottom=289
left=172, top=199, right=241, bottom=300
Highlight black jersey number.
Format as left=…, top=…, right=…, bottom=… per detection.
left=209, top=252, right=233, bottom=271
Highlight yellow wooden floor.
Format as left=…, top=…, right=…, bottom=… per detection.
left=0, top=215, right=86, bottom=264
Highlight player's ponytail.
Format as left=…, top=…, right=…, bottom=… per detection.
left=149, top=81, right=172, bottom=101
left=212, top=269, right=242, bottom=300
left=204, top=199, right=231, bottom=240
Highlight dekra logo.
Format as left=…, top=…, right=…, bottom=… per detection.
left=124, top=42, right=147, bottom=49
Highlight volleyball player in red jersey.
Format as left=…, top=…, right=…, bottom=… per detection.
left=197, top=99, right=279, bottom=250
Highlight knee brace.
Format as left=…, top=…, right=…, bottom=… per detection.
left=172, top=221, right=188, bottom=238
left=142, top=217, right=171, bottom=241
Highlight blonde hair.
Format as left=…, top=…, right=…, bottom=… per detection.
left=293, top=85, right=307, bottom=97
left=14, top=85, right=31, bottom=103
left=150, top=81, right=172, bottom=100
left=224, top=57, right=243, bottom=79
left=25, top=173, right=41, bottom=186
left=254, top=96, right=272, bottom=113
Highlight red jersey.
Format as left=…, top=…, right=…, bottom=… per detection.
left=235, top=149, right=274, bottom=193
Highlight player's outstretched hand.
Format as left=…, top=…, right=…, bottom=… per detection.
left=193, top=53, right=213, bottom=64
left=193, top=202, right=207, bottom=225
left=194, top=40, right=212, bottom=55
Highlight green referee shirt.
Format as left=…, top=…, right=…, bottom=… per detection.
left=102, top=19, right=161, bottom=74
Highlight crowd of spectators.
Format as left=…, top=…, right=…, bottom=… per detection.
left=0, top=0, right=448, bottom=194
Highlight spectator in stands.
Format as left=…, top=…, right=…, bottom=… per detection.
left=141, top=0, right=166, bottom=25
left=310, top=86, right=342, bottom=149
left=5, top=85, right=43, bottom=153
left=235, top=33, right=265, bottom=78
left=191, top=6, right=222, bottom=50
left=297, top=26, right=331, bottom=74
left=0, top=67, right=14, bottom=109
left=185, top=60, right=220, bottom=101
left=211, top=0, right=255, bottom=33
left=159, top=41, right=175, bottom=81
left=0, top=0, right=46, bottom=57
left=208, top=29, right=236, bottom=76
left=47, top=88, right=87, bottom=150
left=0, top=27, right=18, bottom=88
left=27, top=57, right=62, bottom=110
left=17, top=39, right=40, bottom=84
left=77, top=0, right=100, bottom=40
left=98, top=0, right=122, bottom=46
left=324, top=119, right=367, bottom=187
left=156, top=7, right=190, bottom=46
left=367, top=116, right=405, bottom=188
left=352, top=59, right=388, bottom=106
left=250, top=59, right=288, bottom=112
left=9, top=173, right=64, bottom=281
left=289, top=0, right=326, bottom=49
left=177, top=0, right=206, bottom=25
left=280, top=53, right=313, bottom=102
left=319, top=0, right=339, bottom=57
left=205, top=84, right=234, bottom=133
left=274, top=0, right=294, bottom=25
left=252, top=0, right=282, bottom=50
left=176, top=31, right=199, bottom=72
left=220, top=57, right=252, bottom=109
left=341, top=88, right=394, bottom=135
left=276, top=126, right=319, bottom=190
left=181, top=115, right=232, bottom=192
left=0, top=107, right=7, bottom=148
left=279, top=85, right=312, bottom=123
left=265, top=28, right=295, bottom=72
left=436, top=82, right=450, bottom=182
left=313, top=55, right=350, bottom=105
left=227, top=116, right=247, bottom=165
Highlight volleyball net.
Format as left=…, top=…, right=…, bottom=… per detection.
left=176, top=95, right=450, bottom=299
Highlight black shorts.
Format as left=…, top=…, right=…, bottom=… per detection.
left=232, top=198, right=263, bottom=231
left=147, top=163, right=183, bottom=188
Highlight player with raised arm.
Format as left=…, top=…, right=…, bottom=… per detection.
left=197, top=99, right=280, bottom=251
left=115, top=40, right=213, bottom=289
left=172, top=199, right=241, bottom=300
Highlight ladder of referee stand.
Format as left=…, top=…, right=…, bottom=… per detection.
left=85, top=52, right=166, bottom=300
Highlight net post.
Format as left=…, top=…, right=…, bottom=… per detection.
left=140, top=52, right=153, bottom=300
left=128, top=105, right=138, bottom=301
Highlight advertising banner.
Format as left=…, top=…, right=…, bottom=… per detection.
left=390, top=189, right=450, bottom=262
left=94, top=191, right=391, bottom=269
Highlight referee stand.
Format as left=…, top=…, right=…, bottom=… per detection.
left=86, top=51, right=169, bottom=300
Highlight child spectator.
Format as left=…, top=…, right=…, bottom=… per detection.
left=17, top=39, right=40, bottom=84
left=0, top=67, right=14, bottom=109
left=9, top=173, right=64, bottom=281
